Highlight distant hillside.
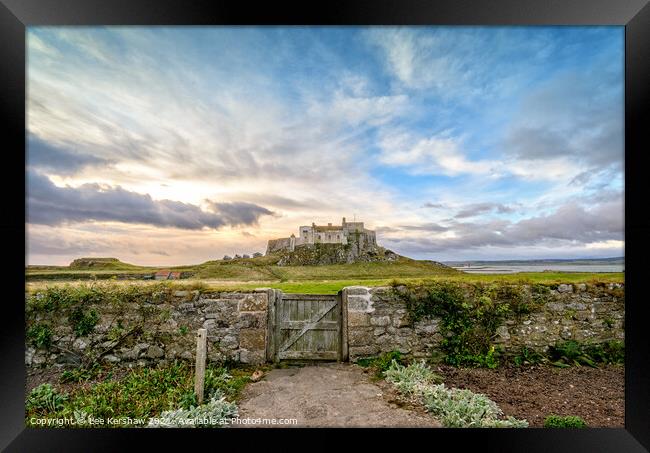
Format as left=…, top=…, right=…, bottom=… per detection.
left=69, top=257, right=145, bottom=270
left=26, top=252, right=460, bottom=282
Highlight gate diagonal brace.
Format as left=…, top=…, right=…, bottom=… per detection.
left=279, top=300, right=338, bottom=352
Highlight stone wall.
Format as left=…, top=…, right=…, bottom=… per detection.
left=26, top=283, right=624, bottom=369
left=343, top=286, right=441, bottom=359
left=343, top=284, right=625, bottom=361
left=26, top=289, right=277, bottom=369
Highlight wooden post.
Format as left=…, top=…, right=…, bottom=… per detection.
left=340, top=289, right=349, bottom=362
left=195, top=328, right=207, bottom=405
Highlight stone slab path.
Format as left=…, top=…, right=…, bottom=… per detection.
left=232, top=363, right=440, bottom=428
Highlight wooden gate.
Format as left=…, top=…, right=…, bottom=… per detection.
left=268, top=293, right=345, bottom=361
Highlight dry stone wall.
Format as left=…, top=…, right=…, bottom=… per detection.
left=26, top=289, right=278, bottom=369
left=343, top=284, right=624, bottom=361
left=26, top=283, right=624, bottom=368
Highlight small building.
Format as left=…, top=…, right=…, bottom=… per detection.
left=169, top=271, right=181, bottom=280
left=154, top=269, right=171, bottom=280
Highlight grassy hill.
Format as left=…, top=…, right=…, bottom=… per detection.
left=26, top=255, right=457, bottom=280
left=25, top=254, right=624, bottom=294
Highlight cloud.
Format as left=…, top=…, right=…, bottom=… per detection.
left=377, top=131, right=497, bottom=177
left=422, top=202, right=446, bottom=209
left=205, top=201, right=274, bottom=227
left=399, top=223, right=449, bottom=232
left=27, top=135, right=112, bottom=175
left=26, top=171, right=273, bottom=229
left=382, top=200, right=623, bottom=255
left=504, top=70, right=623, bottom=173
left=454, top=202, right=516, bottom=219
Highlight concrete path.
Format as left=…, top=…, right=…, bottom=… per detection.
left=232, top=363, right=440, bottom=428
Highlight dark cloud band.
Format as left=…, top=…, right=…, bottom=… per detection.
left=26, top=171, right=273, bottom=230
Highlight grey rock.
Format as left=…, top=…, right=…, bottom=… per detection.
left=73, top=338, right=88, bottom=351
left=345, top=287, right=370, bottom=296
left=146, top=345, right=165, bottom=359
left=370, top=316, right=391, bottom=327
left=557, top=284, right=573, bottom=293
left=496, top=326, right=511, bottom=341
left=103, top=354, right=121, bottom=363
left=178, top=303, right=194, bottom=312
left=25, top=348, right=35, bottom=366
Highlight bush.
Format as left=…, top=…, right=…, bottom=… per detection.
left=544, top=415, right=587, bottom=428
left=69, top=307, right=99, bottom=337
left=147, top=389, right=237, bottom=428
left=549, top=340, right=624, bottom=367
left=27, top=384, right=68, bottom=414
left=384, top=359, right=442, bottom=394
left=385, top=361, right=528, bottom=428
left=512, top=346, right=545, bottom=367
left=27, top=323, right=52, bottom=348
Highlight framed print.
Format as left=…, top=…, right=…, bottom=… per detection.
left=2, top=0, right=649, bottom=451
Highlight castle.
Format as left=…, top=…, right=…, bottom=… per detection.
left=266, top=217, right=377, bottom=254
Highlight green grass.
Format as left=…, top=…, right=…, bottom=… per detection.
left=26, top=255, right=623, bottom=293
left=27, top=273, right=624, bottom=295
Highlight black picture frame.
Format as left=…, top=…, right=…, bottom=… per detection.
left=2, top=0, right=648, bottom=451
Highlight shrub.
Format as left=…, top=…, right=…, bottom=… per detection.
left=27, top=323, right=52, bottom=348
left=69, top=307, right=99, bottom=337
left=549, top=340, right=623, bottom=367
left=544, top=415, right=587, bottom=428
left=385, top=361, right=528, bottom=428
left=584, top=340, right=624, bottom=364
left=384, top=359, right=442, bottom=394
left=27, top=384, right=68, bottom=414
left=147, top=389, right=237, bottom=428
left=512, top=346, right=545, bottom=367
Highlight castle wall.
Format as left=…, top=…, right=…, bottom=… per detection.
left=267, top=220, right=376, bottom=254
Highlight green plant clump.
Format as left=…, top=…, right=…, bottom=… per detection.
left=512, top=346, right=545, bottom=367
left=69, top=307, right=99, bottom=337
left=549, top=340, right=624, bottom=368
left=356, top=350, right=408, bottom=377
left=544, top=415, right=587, bottom=428
left=27, top=323, right=53, bottom=348
left=27, top=384, right=69, bottom=414
left=147, top=389, right=237, bottom=428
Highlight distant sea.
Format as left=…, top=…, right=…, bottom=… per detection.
left=442, top=258, right=624, bottom=274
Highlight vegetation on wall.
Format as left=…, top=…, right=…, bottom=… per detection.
left=392, top=281, right=547, bottom=367
left=27, top=323, right=53, bottom=348
left=391, top=281, right=622, bottom=369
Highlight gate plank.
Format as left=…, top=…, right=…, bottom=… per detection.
left=279, top=299, right=338, bottom=352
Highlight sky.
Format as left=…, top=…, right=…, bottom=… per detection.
left=26, top=26, right=624, bottom=265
